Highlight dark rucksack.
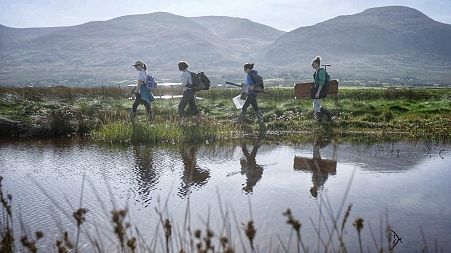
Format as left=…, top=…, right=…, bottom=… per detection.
left=250, top=70, right=264, bottom=90
left=311, top=68, right=330, bottom=99
left=189, top=72, right=210, bottom=91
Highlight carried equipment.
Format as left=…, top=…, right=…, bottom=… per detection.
left=189, top=72, right=210, bottom=91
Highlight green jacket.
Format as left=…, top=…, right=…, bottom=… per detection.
left=313, top=68, right=326, bottom=87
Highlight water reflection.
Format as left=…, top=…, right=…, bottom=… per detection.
left=132, top=145, right=158, bottom=206
left=240, top=139, right=264, bottom=193
left=294, top=133, right=337, bottom=197
left=178, top=145, right=211, bottom=198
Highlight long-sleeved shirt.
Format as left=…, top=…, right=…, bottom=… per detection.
left=180, top=70, right=193, bottom=91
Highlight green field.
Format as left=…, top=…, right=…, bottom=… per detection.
left=0, top=86, right=449, bottom=142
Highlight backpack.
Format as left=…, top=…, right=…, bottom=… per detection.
left=250, top=70, right=264, bottom=90
left=311, top=68, right=330, bottom=99
left=146, top=73, right=157, bottom=89
left=189, top=72, right=210, bottom=91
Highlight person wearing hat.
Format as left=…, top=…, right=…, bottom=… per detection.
left=130, top=60, right=154, bottom=122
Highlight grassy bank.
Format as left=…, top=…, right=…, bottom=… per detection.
left=0, top=86, right=449, bottom=142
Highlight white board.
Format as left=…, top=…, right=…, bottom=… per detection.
left=233, top=95, right=246, bottom=109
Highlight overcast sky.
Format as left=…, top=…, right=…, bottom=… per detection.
left=0, top=0, right=450, bottom=31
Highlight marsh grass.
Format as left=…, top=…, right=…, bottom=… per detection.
left=92, top=119, right=238, bottom=144
left=1, top=173, right=443, bottom=252
left=0, top=86, right=450, bottom=140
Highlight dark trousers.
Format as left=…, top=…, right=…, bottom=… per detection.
left=242, top=95, right=259, bottom=112
left=178, top=89, right=199, bottom=116
left=132, top=94, right=151, bottom=115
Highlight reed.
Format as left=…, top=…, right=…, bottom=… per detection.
left=1, top=175, right=440, bottom=252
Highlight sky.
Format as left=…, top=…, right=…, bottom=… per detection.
left=0, top=0, right=450, bottom=31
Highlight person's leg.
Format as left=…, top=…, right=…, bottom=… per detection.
left=187, top=90, right=199, bottom=115
left=178, top=90, right=190, bottom=117
left=132, top=94, right=142, bottom=113
left=237, top=96, right=252, bottom=123
left=250, top=96, right=264, bottom=124
left=130, top=94, right=142, bottom=122
left=313, top=99, right=322, bottom=120
left=143, top=101, right=152, bottom=120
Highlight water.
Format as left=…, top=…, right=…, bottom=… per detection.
left=0, top=137, right=450, bottom=252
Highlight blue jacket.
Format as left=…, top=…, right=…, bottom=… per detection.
left=245, top=70, right=262, bottom=96
left=139, top=85, right=154, bottom=104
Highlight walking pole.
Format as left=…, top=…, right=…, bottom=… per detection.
left=225, top=82, right=274, bottom=95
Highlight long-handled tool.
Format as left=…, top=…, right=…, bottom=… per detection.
left=225, top=82, right=273, bottom=95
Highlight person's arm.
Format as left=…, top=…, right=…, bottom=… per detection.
left=135, top=71, right=146, bottom=94
left=181, top=71, right=190, bottom=87
left=315, top=69, right=326, bottom=98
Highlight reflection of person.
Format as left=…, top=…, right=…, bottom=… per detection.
left=293, top=133, right=337, bottom=198
left=132, top=145, right=158, bottom=206
left=178, top=145, right=210, bottom=197
left=309, top=137, right=336, bottom=197
left=240, top=140, right=264, bottom=193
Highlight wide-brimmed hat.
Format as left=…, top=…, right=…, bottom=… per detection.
left=132, top=60, right=145, bottom=66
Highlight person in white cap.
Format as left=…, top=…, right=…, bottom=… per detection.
left=130, top=60, right=154, bottom=122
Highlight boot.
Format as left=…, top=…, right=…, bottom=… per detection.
left=128, top=111, right=136, bottom=123
left=236, top=111, right=246, bottom=124
left=314, top=111, right=322, bottom=122
left=147, top=111, right=153, bottom=121
left=320, top=108, right=333, bottom=121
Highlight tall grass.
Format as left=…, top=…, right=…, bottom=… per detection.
left=1, top=86, right=450, bottom=140
left=92, top=120, right=238, bottom=144
left=1, top=176, right=442, bottom=252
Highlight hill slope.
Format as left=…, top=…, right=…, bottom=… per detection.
left=261, top=6, right=451, bottom=82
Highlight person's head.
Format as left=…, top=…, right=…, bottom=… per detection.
left=132, top=60, right=146, bottom=71
left=243, top=63, right=254, bottom=74
left=178, top=61, right=189, bottom=71
left=311, top=56, right=321, bottom=70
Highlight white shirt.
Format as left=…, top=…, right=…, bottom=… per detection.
left=138, top=70, right=147, bottom=83
left=180, top=70, right=192, bottom=91
left=135, top=69, right=146, bottom=94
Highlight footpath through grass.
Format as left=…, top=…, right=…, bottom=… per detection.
left=0, top=86, right=449, bottom=142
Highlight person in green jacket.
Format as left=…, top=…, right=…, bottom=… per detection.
left=311, top=56, right=333, bottom=121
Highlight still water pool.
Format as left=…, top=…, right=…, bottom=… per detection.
left=1, top=137, right=450, bottom=252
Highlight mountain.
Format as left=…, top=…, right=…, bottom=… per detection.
left=261, top=6, right=451, bottom=82
left=191, top=16, right=284, bottom=50
left=0, top=12, right=284, bottom=85
left=0, top=7, right=450, bottom=86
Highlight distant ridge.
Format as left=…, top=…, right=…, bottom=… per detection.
left=1, top=6, right=450, bottom=86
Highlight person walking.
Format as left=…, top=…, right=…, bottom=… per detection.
left=129, top=60, right=154, bottom=122
left=311, top=56, right=332, bottom=121
left=177, top=61, right=200, bottom=120
left=236, top=63, right=264, bottom=127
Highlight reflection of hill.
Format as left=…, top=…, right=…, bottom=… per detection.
left=336, top=142, right=432, bottom=172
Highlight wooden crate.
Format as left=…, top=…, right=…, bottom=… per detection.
left=294, top=79, right=339, bottom=98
